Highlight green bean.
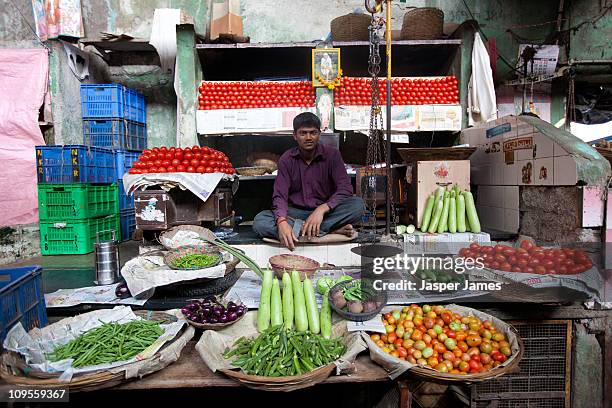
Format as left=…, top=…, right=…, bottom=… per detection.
left=173, top=253, right=219, bottom=269
left=47, top=320, right=163, bottom=368
left=223, top=324, right=345, bottom=377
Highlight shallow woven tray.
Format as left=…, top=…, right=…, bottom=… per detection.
left=0, top=311, right=194, bottom=392
left=159, top=225, right=217, bottom=250
left=236, top=166, right=269, bottom=176
left=181, top=297, right=246, bottom=331
left=219, top=362, right=335, bottom=392
left=408, top=335, right=524, bottom=384
left=269, top=254, right=320, bottom=280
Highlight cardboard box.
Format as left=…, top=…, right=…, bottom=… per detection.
left=407, top=160, right=471, bottom=227
left=210, top=0, right=243, bottom=40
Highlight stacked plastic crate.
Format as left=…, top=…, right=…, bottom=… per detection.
left=81, top=84, right=147, bottom=241
left=36, top=145, right=120, bottom=255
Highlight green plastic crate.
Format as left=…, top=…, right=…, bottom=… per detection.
left=38, top=183, right=119, bottom=220
left=39, top=215, right=120, bottom=255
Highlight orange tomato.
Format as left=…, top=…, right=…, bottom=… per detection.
left=376, top=340, right=385, bottom=348
left=370, top=334, right=381, bottom=341
left=453, top=349, right=463, bottom=358
left=387, top=333, right=397, bottom=344
left=458, top=341, right=469, bottom=352
left=434, top=343, right=447, bottom=354
left=394, top=339, right=404, bottom=348
left=411, top=329, right=423, bottom=341
left=397, top=347, right=408, bottom=358
left=466, top=334, right=482, bottom=347
left=456, top=332, right=467, bottom=342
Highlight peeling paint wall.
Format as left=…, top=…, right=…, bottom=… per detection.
left=240, top=0, right=559, bottom=81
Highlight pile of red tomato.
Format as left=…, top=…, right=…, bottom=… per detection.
left=197, top=81, right=316, bottom=110
left=334, top=76, right=459, bottom=106
left=458, top=241, right=593, bottom=275
left=128, top=146, right=236, bottom=174
left=371, top=305, right=512, bottom=375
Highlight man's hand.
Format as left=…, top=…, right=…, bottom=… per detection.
left=302, top=204, right=330, bottom=239
left=278, top=221, right=298, bottom=251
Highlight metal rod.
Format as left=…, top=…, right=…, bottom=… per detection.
left=385, top=0, right=392, bottom=236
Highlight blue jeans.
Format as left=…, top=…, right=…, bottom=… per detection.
left=252, top=196, right=365, bottom=239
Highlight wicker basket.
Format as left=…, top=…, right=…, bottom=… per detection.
left=158, top=225, right=217, bottom=250
left=236, top=166, right=269, bottom=176
left=219, top=363, right=335, bottom=391
left=400, top=8, right=444, bottom=40
left=269, top=254, right=320, bottom=280
left=331, top=13, right=371, bottom=41
left=0, top=311, right=194, bottom=392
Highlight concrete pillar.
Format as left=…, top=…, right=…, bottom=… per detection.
left=175, top=23, right=201, bottom=147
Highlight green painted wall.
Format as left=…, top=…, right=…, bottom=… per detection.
left=566, top=0, right=612, bottom=61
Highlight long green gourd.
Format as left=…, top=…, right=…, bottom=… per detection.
left=437, top=191, right=451, bottom=233
left=257, top=269, right=273, bottom=332
left=420, top=194, right=435, bottom=232
left=281, top=272, right=294, bottom=329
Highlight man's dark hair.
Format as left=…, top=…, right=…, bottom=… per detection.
left=293, top=112, right=321, bottom=133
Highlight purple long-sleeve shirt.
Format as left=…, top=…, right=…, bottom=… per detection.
left=272, top=144, right=353, bottom=220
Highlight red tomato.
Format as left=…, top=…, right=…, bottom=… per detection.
left=469, top=243, right=480, bottom=250
left=213, top=167, right=220, bottom=173
left=176, top=165, right=186, bottom=172
left=512, top=266, right=522, bottom=272
left=494, top=254, right=506, bottom=264
left=499, top=263, right=512, bottom=272
left=157, top=166, right=167, bottom=172
left=205, top=166, right=213, bottom=173
left=534, top=266, right=547, bottom=274
left=171, top=159, right=181, bottom=166
left=164, top=153, right=173, bottom=160
left=481, top=246, right=494, bottom=254
left=184, top=152, right=193, bottom=160
left=528, top=258, right=541, bottom=267
left=196, top=166, right=205, bottom=173
left=524, top=266, right=535, bottom=273
left=166, top=165, right=176, bottom=172
left=520, top=240, right=534, bottom=251
left=161, top=160, right=171, bottom=167
left=490, top=261, right=500, bottom=270
left=494, top=245, right=507, bottom=253
left=507, top=255, right=518, bottom=266
left=190, top=159, right=200, bottom=167
left=541, top=260, right=555, bottom=270
left=186, top=166, right=196, bottom=173
left=153, top=159, right=162, bottom=167
left=149, top=166, right=158, bottom=173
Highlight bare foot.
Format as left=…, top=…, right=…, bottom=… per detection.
left=331, top=224, right=355, bottom=237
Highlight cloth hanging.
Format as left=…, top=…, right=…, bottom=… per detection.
left=0, top=49, right=49, bottom=226
left=149, top=8, right=181, bottom=74
left=31, top=0, right=84, bottom=40
left=468, top=32, right=497, bottom=126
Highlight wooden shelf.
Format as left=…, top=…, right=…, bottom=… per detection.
left=238, top=173, right=357, bottom=181
left=196, top=39, right=461, bottom=49
left=197, top=39, right=462, bottom=81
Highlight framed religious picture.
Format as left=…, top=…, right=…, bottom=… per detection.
left=312, top=48, right=341, bottom=88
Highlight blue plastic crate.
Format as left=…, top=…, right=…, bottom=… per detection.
left=114, top=149, right=141, bottom=180
left=36, top=145, right=116, bottom=184
left=124, top=88, right=146, bottom=124
left=0, top=266, right=48, bottom=346
left=120, top=209, right=136, bottom=241
left=83, top=119, right=146, bottom=151
left=118, top=180, right=134, bottom=210
left=81, top=84, right=126, bottom=119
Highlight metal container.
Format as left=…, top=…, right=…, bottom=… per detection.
left=94, top=230, right=120, bottom=285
